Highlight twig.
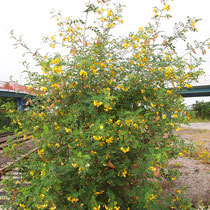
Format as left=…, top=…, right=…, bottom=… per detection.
left=82, top=0, right=91, bottom=55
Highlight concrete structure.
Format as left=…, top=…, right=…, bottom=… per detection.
left=0, top=75, right=209, bottom=110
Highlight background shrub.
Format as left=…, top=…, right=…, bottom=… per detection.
left=192, top=101, right=210, bottom=120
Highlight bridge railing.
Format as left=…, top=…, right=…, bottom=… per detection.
left=0, top=81, right=29, bottom=94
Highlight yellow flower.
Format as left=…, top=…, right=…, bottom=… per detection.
left=93, top=206, right=101, bottom=210
left=41, top=170, right=46, bottom=176
left=72, top=163, right=77, bottom=168
left=55, top=143, right=60, bottom=148
left=40, top=194, right=45, bottom=199
left=172, top=177, right=176, bottom=180
left=151, top=103, right=155, bottom=108
left=19, top=203, right=25, bottom=208
left=79, top=70, right=87, bottom=77
left=148, top=194, right=157, bottom=201
left=71, top=198, right=79, bottom=203
left=94, top=100, right=103, bottom=107
left=176, top=190, right=181, bottom=194
left=162, top=115, right=166, bottom=119
left=172, top=114, right=178, bottom=118
left=95, top=190, right=104, bottom=195
left=185, top=84, right=192, bottom=88
left=150, top=166, right=156, bottom=171
left=99, top=125, right=104, bottom=130
left=93, top=136, right=102, bottom=141
left=122, top=169, right=127, bottom=177
left=120, top=147, right=130, bottom=153
left=67, top=197, right=79, bottom=203
left=190, top=19, right=196, bottom=27
left=178, top=152, right=184, bottom=157
left=28, top=85, right=33, bottom=90
left=107, top=9, right=112, bottom=17
left=30, top=170, right=34, bottom=176
left=65, top=127, right=72, bottom=133
left=38, top=149, right=44, bottom=156
left=138, top=27, right=144, bottom=31
left=106, top=136, right=114, bottom=144
left=170, top=123, right=174, bottom=127
left=163, top=4, right=170, bottom=11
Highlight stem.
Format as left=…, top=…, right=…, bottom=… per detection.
left=82, top=0, right=91, bottom=55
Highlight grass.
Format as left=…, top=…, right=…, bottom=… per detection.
left=189, top=117, right=210, bottom=123
left=0, top=127, right=13, bottom=134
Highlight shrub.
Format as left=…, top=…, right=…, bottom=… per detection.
left=3, top=0, right=209, bottom=209
left=0, top=97, right=16, bottom=132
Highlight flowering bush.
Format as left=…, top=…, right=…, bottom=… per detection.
left=3, top=0, right=210, bottom=209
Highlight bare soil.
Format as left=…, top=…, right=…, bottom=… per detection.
left=168, top=128, right=210, bottom=207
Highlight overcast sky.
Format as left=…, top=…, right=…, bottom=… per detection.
left=0, top=0, right=210, bottom=104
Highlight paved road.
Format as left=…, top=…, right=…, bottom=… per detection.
left=181, top=123, right=210, bottom=130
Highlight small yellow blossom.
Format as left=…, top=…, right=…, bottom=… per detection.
left=122, top=169, right=127, bottom=177
left=79, top=70, right=87, bottom=77
left=107, top=9, right=112, bottom=17
left=94, top=100, right=103, bottom=107
left=41, top=170, right=46, bottom=176
left=40, top=194, right=45, bottom=199
left=150, top=166, right=156, bottom=171
left=178, top=152, right=184, bottom=157
left=72, top=163, right=77, bottom=168
left=67, top=197, right=79, bottom=203
left=162, top=115, right=166, bottom=119
left=19, top=203, right=25, bottom=208
left=163, top=4, right=170, bottom=11
left=55, top=143, right=60, bottom=148
left=65, top=127, right=72, bottom=133
left=185, top=84, right=192, bottom=88
left=120, top=147, right=130, bottom=153
left=30, top=171, right=35, bottom=176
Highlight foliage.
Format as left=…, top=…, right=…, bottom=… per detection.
left=192, top=101, right=210, bottom=120
left=3, top=0, right=210, bottom=209
left=0, top=97, right=16, bottom=133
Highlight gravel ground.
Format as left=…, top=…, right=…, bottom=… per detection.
left=182, top=123, right=210, bottom=130
left=170, top=127, right=210, bottom=208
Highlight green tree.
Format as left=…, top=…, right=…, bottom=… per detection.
left=3, top=0, right=209, bottom=209
left=192, top=101, right=210, bottom=119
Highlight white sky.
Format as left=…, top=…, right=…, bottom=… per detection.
left=0, top=0, right=210, bottom=105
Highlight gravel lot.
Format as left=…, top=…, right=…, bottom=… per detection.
left=181, top=123, right=210, bottom=130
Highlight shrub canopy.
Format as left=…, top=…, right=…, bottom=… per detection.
left=4, top=0, right=209, bottom=209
